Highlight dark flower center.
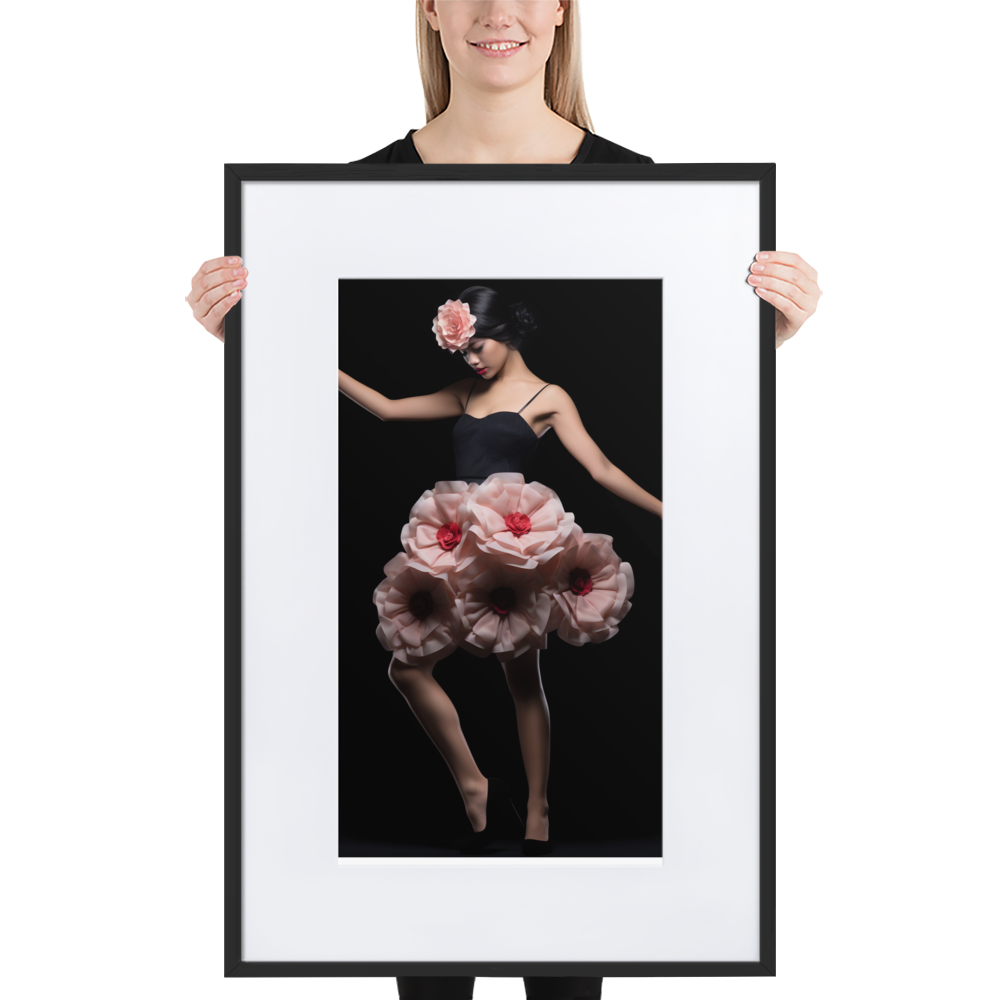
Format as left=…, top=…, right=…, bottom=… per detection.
left=408, top=590, right=434, bottom=620
left=489, top=586, right=517, bottom=615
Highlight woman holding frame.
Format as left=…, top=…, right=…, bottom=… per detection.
left=185, top=4, right=821, bottom=999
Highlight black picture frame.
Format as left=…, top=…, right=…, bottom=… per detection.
left=224, top=162, right=776, bottom=978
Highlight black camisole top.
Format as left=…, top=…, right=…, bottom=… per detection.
left=452, top=381, right=553, bottom=486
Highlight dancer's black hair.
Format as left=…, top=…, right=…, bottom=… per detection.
left=457, top=285, right=539, bottom=353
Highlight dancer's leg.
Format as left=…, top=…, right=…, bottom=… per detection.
left=501, top=648, right=551, bottom=842
left=388, top=656, right=489, bottom=832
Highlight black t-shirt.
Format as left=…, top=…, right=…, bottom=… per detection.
left=350, top=126, right=653, bottom=164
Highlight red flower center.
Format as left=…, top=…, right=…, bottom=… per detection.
left=569, top=568, right=593, bottom=596
left=504, top=511, right=531, bottom=536
left=408, top=590, right=434, bottom=620
left=489, top=586, right=517, bottom=615
left=436, top=521, right=461, bottom=550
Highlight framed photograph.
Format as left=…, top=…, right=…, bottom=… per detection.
left=225, top=161, right=776, bottom=977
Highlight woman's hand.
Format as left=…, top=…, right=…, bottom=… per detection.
left=747, top=252, right=821, bottom=348
left=185, top=256, right=249, bottom=343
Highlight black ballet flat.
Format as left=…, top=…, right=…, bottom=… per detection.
left=521, top=836, right=555, bottom=855
left=458, top=776, right=524, bottom=854
left=521, top=837, right=555, bottom=855
left=521, top=806, right=555, bottom=855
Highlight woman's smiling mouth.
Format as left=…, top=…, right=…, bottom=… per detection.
left=469, top=40, right=528, bottom=58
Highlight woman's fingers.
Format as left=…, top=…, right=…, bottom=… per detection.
left=748, top=251, right=822, bottom=347
left=185, top=256, right=249, bottom=343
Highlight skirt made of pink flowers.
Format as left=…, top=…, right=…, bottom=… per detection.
left=372, top=472, right=635, bottom=667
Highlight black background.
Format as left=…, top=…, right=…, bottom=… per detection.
left=337, top=278, right=664, bottom=855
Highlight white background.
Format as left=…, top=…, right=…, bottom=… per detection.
left=240, top=179, right=759, bottom=958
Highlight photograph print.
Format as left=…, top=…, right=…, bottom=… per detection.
left=336, top=277, right=664, bottom=862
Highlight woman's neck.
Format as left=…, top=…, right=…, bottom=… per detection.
left=490, top=356, right=536, bottom=385
left=413, top=98, right=583, bottom=164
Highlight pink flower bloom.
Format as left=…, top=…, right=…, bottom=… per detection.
left=451, top=555, right=552, bottom=663
left=432, top=299, right=477, bottom=353
left=373, top=552, right=464, bottom=667
left=400, top=480, right=479, bottom=577
left=537, top=529, right=635, bottom=645
left=455, top=472, right=577, bottom=571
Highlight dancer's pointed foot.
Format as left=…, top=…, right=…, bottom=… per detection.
left=524, top=799, right=549, bottom=842
left=462, top=777, right=490, bottom=833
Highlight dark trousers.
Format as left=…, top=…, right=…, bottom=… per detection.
left=397, top=976, right=603, bottom=1000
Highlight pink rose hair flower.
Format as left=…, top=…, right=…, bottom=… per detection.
left=537, top=527, right=635, bottom=645
left=451, top=555, right=552, bottom=663
left=373, top=552, right=464, bottom=667
left=400, top=480, right=480, bottom=577
left=454, top=472, right=578, bottom=571
left=432, top=298, right=477, bottom=353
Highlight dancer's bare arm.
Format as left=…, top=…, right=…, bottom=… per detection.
left=339, top=372, right=473, bottom=422
left=546, top=386, right=662, bottom=518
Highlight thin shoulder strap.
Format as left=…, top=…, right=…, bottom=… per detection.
left=463, top=379, right=478, bottom=413
left=517, top=384, right=553, bottom=413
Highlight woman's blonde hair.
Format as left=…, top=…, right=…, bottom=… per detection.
left=415, top=1, right=594, bottom=131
